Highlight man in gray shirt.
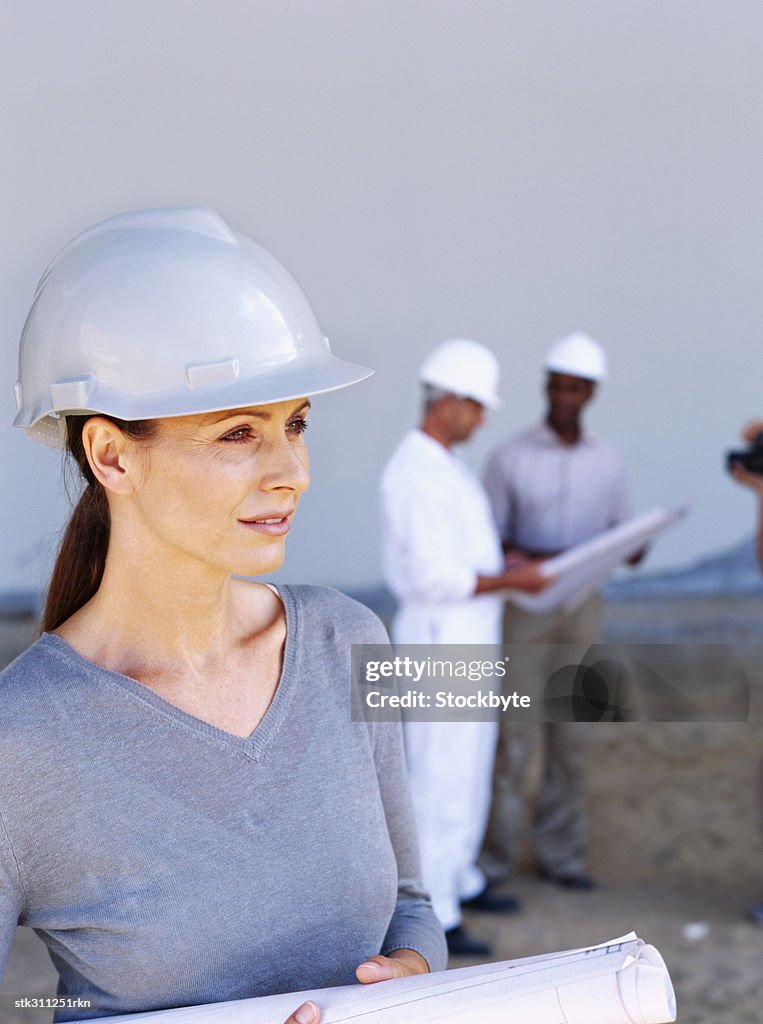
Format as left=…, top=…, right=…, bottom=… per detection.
left=479, top=333, right=635, bottom=892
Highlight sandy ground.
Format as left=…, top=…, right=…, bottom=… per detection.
left=1, top=596, right=762, bottom=1022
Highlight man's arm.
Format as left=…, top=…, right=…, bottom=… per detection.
left=475, top=555, right=552, bottom=595
left=730, top=418, right=763, bottom=573
left=382, top=477, right=552, bottom=601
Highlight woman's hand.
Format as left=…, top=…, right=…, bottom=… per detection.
left=283, top=1001, right=320, bottom=1024
left=356, top=948, right=429, bottom=982
left=282, top=950, right=429, bottom=1023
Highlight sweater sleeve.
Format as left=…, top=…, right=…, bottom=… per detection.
left=371, top=717, right=447, bottom=971
left=0, top=808, right=24, bottom=983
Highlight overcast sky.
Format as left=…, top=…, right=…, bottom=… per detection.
left=2, top=1, right=762, bottom=594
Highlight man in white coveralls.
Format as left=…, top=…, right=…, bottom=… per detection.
left=479, top=333, right=638, bottom=893
left=380, top=338, right=550, bottom=957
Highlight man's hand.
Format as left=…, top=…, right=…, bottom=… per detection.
left=476, top=558, right=556, bottom=595
left=626, top=546, right=648, bottom=567
left=282, top=950, right=429, bottom=1023
left=501, top=559, right=555, bottom=593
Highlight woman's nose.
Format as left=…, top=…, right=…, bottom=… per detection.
left=258, top=437, right=311, bottom=494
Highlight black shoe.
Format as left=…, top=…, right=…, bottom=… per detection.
left=539, top=867, right=596, bottom=891
left=461, top=886, right=521, bottom=915
left=445, top=925, right=492, bottom=957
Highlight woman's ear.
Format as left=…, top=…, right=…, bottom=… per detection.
left=80, top=417, right=136, bottom=495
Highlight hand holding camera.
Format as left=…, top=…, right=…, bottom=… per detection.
left=728, top=421, right=763, bottom=494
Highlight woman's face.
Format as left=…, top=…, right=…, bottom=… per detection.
left=125, top=398, right=311, bottom=578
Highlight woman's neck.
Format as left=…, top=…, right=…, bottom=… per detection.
left=54, top=548, right=277, bottom=679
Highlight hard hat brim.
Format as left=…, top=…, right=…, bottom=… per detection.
left=544, top=361, right=605, bottom=383
left=15, top=356, right=374, bottom=449
left=418, top=374, right=502, bottom=410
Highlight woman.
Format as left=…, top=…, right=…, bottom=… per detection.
left=1, top=208, right=446, bottom=1023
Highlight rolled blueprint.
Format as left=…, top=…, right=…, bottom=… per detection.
left=80, top=932, right=676, bottom=1024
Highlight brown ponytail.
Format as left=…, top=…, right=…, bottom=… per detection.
left=42, top=415, right=157, bottom=633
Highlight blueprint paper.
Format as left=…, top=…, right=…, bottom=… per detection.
left=505, top=504, right=689, bottom=615
left=78, top=932, right=676, bottom=1024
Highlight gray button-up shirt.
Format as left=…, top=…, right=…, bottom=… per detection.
left=483, top=423, right=631, bottom=554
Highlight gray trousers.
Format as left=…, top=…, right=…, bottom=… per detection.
left=479, top=594, right=602, bottom=882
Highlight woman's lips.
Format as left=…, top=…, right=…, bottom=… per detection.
left=238, top=514, right=292, bottom=536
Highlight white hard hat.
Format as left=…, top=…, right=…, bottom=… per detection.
left=418, top=338, right=501, bottom=409
left=14, top=207, right=373, bottom=447
left=544, top=332, right=607, bottom=382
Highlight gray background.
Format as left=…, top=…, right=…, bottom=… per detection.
left=2, top=0, right=762, bottom=594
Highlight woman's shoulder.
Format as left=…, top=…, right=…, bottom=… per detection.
left=0, top=635, right=71, bottom=731
left=279, top=584, right=390, bottom=646
left=1, top=633, right=57, bottom=684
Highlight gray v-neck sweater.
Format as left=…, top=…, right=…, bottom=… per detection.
left=0, top=585, right=446, bottom=1020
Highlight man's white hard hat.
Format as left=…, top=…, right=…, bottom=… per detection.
left=418, top=338, right=501, bottom=409
left=544, top=332, right=607, bottom=383
left=13, top=207, right=373, bottom=447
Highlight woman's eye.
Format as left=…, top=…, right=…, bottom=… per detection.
left=288, top=417, right=309, bottom=436
left=221, top=427, right=251, bottom=443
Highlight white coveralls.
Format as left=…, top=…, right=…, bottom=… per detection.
left=380, top=429, right=504, bottom=930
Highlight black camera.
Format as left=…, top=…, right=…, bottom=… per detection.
left=727, top=432, right=763, bottom=476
